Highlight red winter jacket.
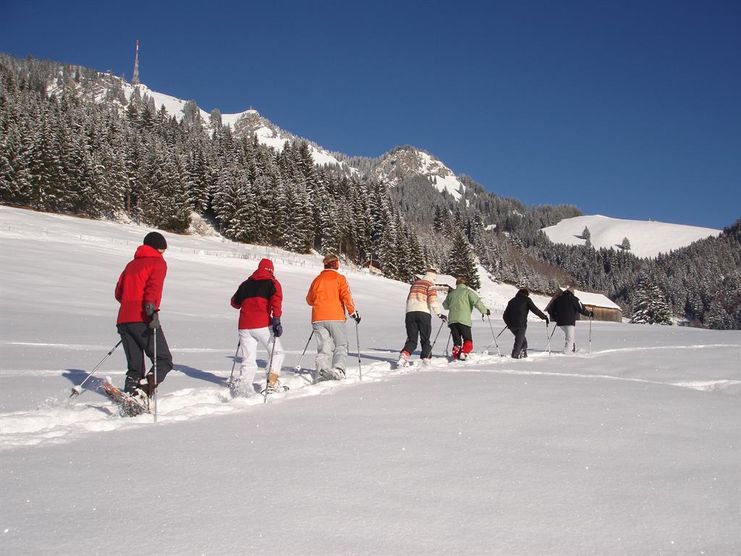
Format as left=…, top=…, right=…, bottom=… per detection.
left=115, top=245, right=167, bottom=324
left=230, top=259, right=283, bottom=329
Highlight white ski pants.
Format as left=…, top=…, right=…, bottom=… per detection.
left=560, top=325, right=576, bottom=353
left=312, top=321, right=348, bottom=373
left=238, top=327, right=285, bottom=386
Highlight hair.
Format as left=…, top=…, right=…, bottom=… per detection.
left=456, top=276, right=467, bottom=285
left=518, top=288, right=530, bottom=296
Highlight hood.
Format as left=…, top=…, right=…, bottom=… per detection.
left=134, top=244, right=164, bottom=259
left=249, top=258, right=275, bottom=280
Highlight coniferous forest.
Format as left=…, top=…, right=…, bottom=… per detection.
left=1, top=54, right=739, bottom=329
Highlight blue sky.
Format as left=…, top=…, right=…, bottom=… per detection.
left=2, top=0, right=739, bottom=228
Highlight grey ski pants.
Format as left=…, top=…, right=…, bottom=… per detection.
left=312, top=320, right=348, bottom=372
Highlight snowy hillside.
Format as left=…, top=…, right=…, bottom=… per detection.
left=373, top=146, right=465, bottom=200
left=542, top=214, right=722, bottom=258
left=2, top=206, right=741, bottom=554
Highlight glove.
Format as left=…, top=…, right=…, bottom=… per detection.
left=148, top=311, right=160, bottom=330
left=144, top=303, right=156, bottom=317
left=589, top=310, right=594, bottom=318
left=545, top=317, right=550, bottom=325
left=486, top=309, right=491, bottom=316
left=271, top=317, right=283, bottom=337
left=351, top=312, right=361, bottom=324
left=438, top=314, right=447, bottom=323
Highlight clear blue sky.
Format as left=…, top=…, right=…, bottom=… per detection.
left=2, top=0, right=740, bottom=228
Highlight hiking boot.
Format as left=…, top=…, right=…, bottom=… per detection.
left=333, top=368, right=346, bottom=380
left=397, top=351, right=411, bottom=368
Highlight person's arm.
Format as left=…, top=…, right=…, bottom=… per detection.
left=339, top=275, right=356, bottom=316
left=471, top=290, right=489, bottom=316
left=143, top=260, right=167, bottom=310
left=230, top=282, right=245, bottom=309
left=528, top=298, right=548, bottom=320
left=114, top=271, right=124, bottom=303
left=271, top=280, right=283, bottom=319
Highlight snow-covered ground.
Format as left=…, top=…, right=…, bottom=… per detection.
left=1, top=206, right=740, bottom=555
left=542, top=214, right=722, bottom=258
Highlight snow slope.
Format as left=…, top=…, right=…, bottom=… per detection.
left=542, top=214, right=722, bottom=258
left=1, top=206, right=741, bottom=555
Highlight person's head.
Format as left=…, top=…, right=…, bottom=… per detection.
left=456, top=276, right=467, bottom=286
left=518, top=287, right=530, bottom=297
left=258, top=258, right=274, bottom=274
left=143, top=231, right=167, bottom=252
left=323, top=254, right=339, bottom=270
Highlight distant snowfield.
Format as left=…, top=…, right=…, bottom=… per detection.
left=1, top=206, right=740, bottom=555
left=542, top=214, right=721, bottom=258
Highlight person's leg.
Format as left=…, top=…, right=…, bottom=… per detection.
left=118, top=323, right=145, bottom=393
left=460, top=325, right=473, bottom=359
left=313, top=322, right=333, bottom=373
left=561, top=325, right=575, bottom=353
left=238, top=328, right=259, bottom=387
left=401, top=312, right=420, bottom=359
left=450, top=324, right=463, bottom=359
left=328, top=321, right=349, bottom=373
left=419, top=313, right=433, bottom=359
left=511, top=327, right=526, bottom=358
left=145, top=326, right=173, bottom=384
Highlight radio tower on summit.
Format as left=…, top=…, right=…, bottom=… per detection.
left=131, top=40, right=140, bottom=85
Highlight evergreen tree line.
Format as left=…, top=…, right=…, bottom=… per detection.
left=0, top=58, right=433, bottom=283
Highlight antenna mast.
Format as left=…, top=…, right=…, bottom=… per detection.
left=132, top=40, right=140, bottom=85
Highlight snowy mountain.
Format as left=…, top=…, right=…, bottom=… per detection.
left=542, top=214, right=722, bottom=258
left=2, top=205, right=741, bottom=554
left=45, top=68, right=349, bottom=169
left=371, top=146, right=465, bottom=200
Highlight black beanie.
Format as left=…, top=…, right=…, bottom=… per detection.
left=143, top=231, right=167, bottom=250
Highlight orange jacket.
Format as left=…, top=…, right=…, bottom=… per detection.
left=306, top=269, right=356, bottom=322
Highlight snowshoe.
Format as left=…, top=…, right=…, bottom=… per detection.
left=228, top=377, right=252, bottom=398
left=102, top=381, right=149, bottom=417
left=314, top=368, right=345, bottom=383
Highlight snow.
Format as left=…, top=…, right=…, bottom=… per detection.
left=1, top=206, right=741, bottom=554
left=542, top=214, right=722, bottom=258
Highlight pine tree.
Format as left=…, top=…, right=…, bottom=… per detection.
left=444, top=230, right=480, bottom=289
left=631, top=277, right=673, bottom=325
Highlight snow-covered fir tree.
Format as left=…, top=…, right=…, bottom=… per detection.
left=631, top=277, right=673, bottom=325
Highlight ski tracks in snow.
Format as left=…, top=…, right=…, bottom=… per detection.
left=1, top=343, right=739, bottom=450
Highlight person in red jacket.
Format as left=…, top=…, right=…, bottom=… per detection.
left=114, top=231, right=173, bottom=401
left=230, top=258, right=285, bottom=394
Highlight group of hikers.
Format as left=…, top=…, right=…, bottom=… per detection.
left=112, top=233, right=593, bottom=406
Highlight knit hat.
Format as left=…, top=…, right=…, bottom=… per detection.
left=143, top=231, right=167, bottom=250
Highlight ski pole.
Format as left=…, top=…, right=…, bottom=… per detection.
left=294, top=330, right=315, bottom=373
left=430, top=319, right=446, bottom=351
left=355, top=320, right=362, bottom=381
left=263, top=336, right=277, bottom=404
left=152, top=326, right=158, bottom=423
left=588, top=315, right=592, bottom=355
left=546, top=320, right=551, bottom=356
left=70, top=340, right=122, bottom=397
left=487, top=317, right=505, bottom=358
left=227, top=341, right=241, bottom=386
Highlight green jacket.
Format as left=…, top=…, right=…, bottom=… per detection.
left=442, top=284, right=489, bottom=326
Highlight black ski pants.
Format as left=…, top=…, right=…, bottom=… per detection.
left=509, top=326, right=528, bottom=358
left=117, top=323, right=173, bottom=393
left=449, top=323, right=473, bottom=349
left=402, top=311, right=433, bottom=359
